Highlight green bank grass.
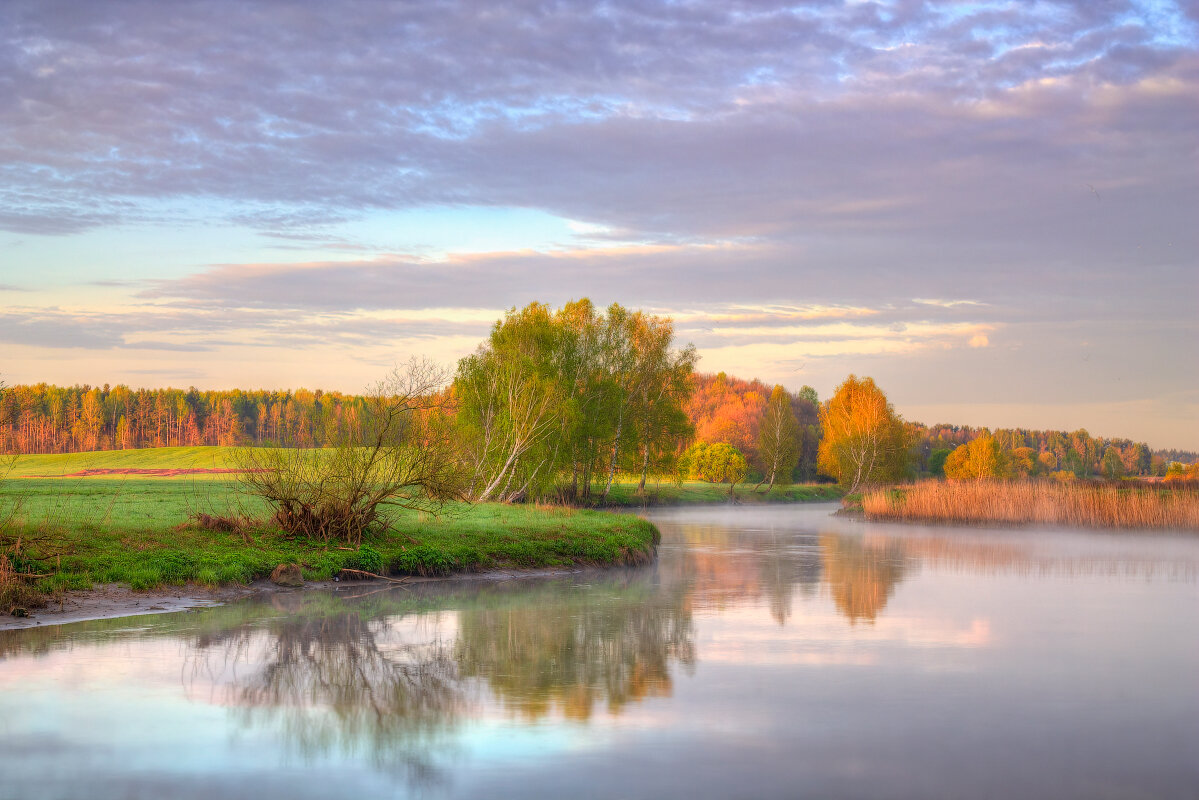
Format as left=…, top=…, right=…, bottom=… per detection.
left=600, top=480, right=842, bottom=507
left=0, top=447, right=839, bottom=600
left=0, top=476, right=658, bottom=596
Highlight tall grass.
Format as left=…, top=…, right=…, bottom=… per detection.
left=863, top=480, right=1199, bottom=530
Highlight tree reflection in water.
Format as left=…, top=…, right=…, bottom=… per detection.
left=455, top=573, right=695, bottom=720
left=184, top=573, right=695, bottom=780
left=755, top=534, right=823, bottom=626
left=188, top=593, right=466, bottom=786
left=819, top=533, right=907, bottom=624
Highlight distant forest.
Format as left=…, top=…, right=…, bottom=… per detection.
left=1, top=375, right=1190, bottom=478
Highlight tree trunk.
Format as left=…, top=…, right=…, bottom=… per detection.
left=638, top=442, right=649, bottom=491
left=601, top=409, right=624, bottom=499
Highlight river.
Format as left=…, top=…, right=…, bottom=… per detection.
left=1, top=503, right=1197, bottom=799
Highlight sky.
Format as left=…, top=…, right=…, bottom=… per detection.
left=1, top=0, right=1196, bottom=449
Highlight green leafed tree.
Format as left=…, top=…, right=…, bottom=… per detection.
left=681, top=442, right=747, bottom=495
left=927, top=448, right=952, bottom=477
left=756, top=385, right=800, bottom=490
left=1101, top=446, right=1125, bottom=480
left=453, top=300, right=696, bottom=503
left=454, top=302, right=568, bottom=503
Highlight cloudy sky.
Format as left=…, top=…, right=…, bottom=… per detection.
left=1, top=0, right=1196, bottom=447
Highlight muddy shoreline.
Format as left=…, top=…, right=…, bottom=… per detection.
left=0, top=566, right=605, bottom=632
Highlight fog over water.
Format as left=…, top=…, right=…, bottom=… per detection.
left=1, top=504, right=1197, bottom=799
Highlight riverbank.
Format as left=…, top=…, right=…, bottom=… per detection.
left=1, top=448, right=841, bottom=623
left=0, top=480, right=661, bottom=618
left=0, top=563, right=621, bottom=631
left=593, top=481, right=842, bottom=507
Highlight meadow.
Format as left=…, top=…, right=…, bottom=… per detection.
left=0, top=447, right=838, bottom=610
left=10, top=445, right=253, bottom=475
left=862, top=480, right=1199, bottom=530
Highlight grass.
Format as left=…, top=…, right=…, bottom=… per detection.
left=598, top=480, right=842, bottom=507
left=10, top=446, right=244, bottom=476
left=0, top=475, right=659, bottom=601
left=862, top=480, right=1199, bottom=530
left=6, top=447, right=843, bottom=506
left=0, top=447, right=840, bottom=602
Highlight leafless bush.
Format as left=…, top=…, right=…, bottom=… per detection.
left=237, top=359, right=468, bottom=545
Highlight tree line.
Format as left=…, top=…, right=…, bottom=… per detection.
left=0, top=298, right=1182, bottom=492
left=812, top=375, right=1180, bottom=492
left=0, top=384, right=372, bottom=454
left=912, top=424, right=1162, bottom=479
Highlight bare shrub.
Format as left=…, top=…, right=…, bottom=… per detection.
left=237, top=359, right=468, bottom=545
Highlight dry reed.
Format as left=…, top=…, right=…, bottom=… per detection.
left=0, top=552, right=48, bottom=615
left=862, top=480, right=1199, bottom=530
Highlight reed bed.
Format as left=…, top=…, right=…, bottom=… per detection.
left=862, top=480, right=1199, bottom=530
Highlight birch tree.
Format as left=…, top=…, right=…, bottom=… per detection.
left=755, top=385, right=800, bottom=490
left=816, top=375, right=909, bottom=493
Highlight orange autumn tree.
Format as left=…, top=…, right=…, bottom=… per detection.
left=817, top=375, right=910, bottom=493
left=685, top=372, right=769, bottom=461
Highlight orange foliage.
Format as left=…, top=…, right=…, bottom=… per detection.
left=685, top=372, right=770, bottom=459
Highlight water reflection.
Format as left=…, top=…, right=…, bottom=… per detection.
left=170, top=572, right=695, bottom=782
left=455, top=576, right=694, bottom=720
left=187, top=594, right=465, bottom=782
left=666, top=522, right=907, bottom=625
left=2, top=507, right=1198, bottom=800
left=819, top=534, right=906, bottom=624
left=754, top=536, right=822, bottom=625
left=657, top=508, right=1197, bottom=628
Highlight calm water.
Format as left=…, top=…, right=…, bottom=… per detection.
left=2, top=504, right=1198, bottom=799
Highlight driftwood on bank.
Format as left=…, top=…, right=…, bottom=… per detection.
left=337, top=568, right=411, bottom=584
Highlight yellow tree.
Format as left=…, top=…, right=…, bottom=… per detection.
left=817, top=375, right=909, bottom=493
left=943, top=435, right=1012, bottom=480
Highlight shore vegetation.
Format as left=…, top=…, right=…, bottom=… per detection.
left=862, top=480, right=1199, bottom=530
left=0, top=474, right=659, bottom=614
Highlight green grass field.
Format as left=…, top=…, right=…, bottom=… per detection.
left=0, top=447, right=838, bottom=604
left=601, top=480, right=842, bottom=506
left=0, top=476, right=658, bottom=598
left=5, top=447, right=842, bottom=506
left=9, top=446, right=246, bottom=476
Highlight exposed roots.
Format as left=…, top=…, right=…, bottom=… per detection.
left=272, top=501, right=382, bottom=545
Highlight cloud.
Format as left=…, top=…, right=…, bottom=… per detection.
left=1, top=1, right=1195, bottom=446
left=0, top=0, right=1194, bottom=249
left=914, top=299, right=987, bottom=309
